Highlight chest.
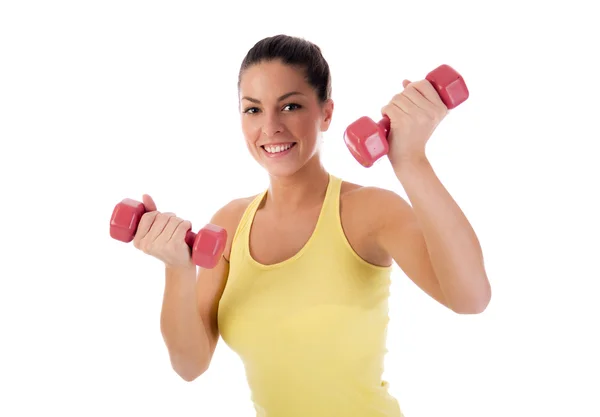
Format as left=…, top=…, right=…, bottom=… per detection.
left=247, top=197, right=386, bottom=267
left=249, top=205, right=322, bottom=265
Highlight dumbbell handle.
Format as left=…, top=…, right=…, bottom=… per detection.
left=377, top=117, right=391, bottom=138
left=183, top=229, right=197, bottom=249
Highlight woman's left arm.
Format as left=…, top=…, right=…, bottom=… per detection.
left=376, top=158, right=491, bottom=314
left=374, top=77, right=491, bottom=314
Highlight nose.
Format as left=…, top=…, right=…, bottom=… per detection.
left=262, top=112, right=284, bottom=137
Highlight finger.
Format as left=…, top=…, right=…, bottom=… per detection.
left=390, top=93, right=415, bottom=115
left=402, top=79, right=411, bottom=88
left=381, top=102, right=408, bottom=125
left=402, top=83, right=438, bottom=113
left=133, top=211, right=159, bottom=248
left=161, top=215, right=185, bottom=244
left=413, top=79, right=447, bottom=109
left=142, top=194, right=157, bottom=212
left=145, top=212, right=176, bottom=243
left=170, top=219, right=193, bottom=245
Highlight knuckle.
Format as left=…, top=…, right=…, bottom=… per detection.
left=178, top=221, right=192, bottom=235
left=422, top=110, right=434, bottom=119
left=167, top=217, right=183, bottom=230
left=139, top=211, right=157, bottom=227
left=139, top=241, right=150, bottom=254
left=158, top=212, right=176, bottom=224
left=144, top=211, right=159, bottom=220
left=143, top=241, right=157, bottom=255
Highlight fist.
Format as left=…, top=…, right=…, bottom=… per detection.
left=132, top=195, right=194, bottom=269
left=381, top=79, right=448, bottom=165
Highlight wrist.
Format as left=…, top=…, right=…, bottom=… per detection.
left=165, top=262, right=197, bottom=280
left=393, top=153, right=430, bottom=178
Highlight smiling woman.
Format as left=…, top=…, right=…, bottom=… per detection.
left=237, top=40, right=333, bottom=178
left=153, top=34, right=491, bottom=417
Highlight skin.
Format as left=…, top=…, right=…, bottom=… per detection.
left=137, top=58, right=491, bottom=381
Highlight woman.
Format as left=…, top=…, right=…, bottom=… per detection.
left=133, top=34, right=491, bottom=417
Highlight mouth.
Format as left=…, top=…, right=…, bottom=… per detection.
left=261, top=142, right=297, bottom=158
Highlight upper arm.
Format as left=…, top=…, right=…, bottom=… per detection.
left=371, top=188, right=451, bottom=309
left=195, top=198, right=249, bottom=360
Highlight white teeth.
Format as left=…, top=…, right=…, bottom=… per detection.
left=264, top=143, right=293, bottom=154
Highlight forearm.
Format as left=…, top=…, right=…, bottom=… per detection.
left=160, top=265, right=210, bottom=377
left=395, top=156, right=491, bottom=313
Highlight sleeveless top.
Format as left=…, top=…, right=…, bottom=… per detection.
left=217, top=174, right=403, bottom=417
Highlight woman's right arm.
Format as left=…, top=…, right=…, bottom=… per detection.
left=159, top=199, right=246, bottom=381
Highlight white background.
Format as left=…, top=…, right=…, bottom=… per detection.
left=1, top=1, right=598, bottom=416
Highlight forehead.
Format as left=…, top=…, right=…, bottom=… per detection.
left=239, top=60, right=311, bottom=98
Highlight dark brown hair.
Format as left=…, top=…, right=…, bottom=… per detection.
left=238, top=34, right=332, bottom=103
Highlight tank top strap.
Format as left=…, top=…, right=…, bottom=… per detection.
left=230, top=190, right=267, bottom=259
left=314, top=173, right=343, bottom=236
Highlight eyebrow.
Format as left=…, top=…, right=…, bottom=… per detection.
left=241, top=91, right=304, bottom=104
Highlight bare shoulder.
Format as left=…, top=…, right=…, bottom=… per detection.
left=209, top=194, right=258, bottom=261
left=338, top=179, right=411, bottom=266
left=340, top=180, right=410, bottom=224
left=210, top=195, right=256, bottom=224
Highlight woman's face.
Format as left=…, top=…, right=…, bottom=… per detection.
left=238, top=60, right=333, bottom=177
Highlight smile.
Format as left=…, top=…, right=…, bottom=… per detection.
left=261, top=142, right=297, bottom=157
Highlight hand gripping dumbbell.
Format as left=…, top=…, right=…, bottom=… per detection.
left=109, top=198, right=227, bottom=269
left=343, top=64, right=469, bottom=168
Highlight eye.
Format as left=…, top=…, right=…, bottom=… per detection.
left=243, top=107, right=260, bottom=114
left=283, top=103, right=301, bottom=111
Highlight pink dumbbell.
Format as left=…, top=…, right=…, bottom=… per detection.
left=110, top=198, right=226, bottom=269
left=344, top=64, right=469, bottom=167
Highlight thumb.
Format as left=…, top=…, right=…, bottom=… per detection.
left=402, top=79, right=411, bottom=88
left=142, top=194, right=157, bottom=212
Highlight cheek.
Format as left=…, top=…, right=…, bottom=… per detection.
left=241, top=119, right=260, bottom=144
left=290, top=113, right=319, bottom=139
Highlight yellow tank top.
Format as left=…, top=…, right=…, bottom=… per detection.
left=217, top=174, right=403, bottom=417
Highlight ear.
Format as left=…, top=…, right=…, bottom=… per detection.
left=320, top=99, right=334, bottom=131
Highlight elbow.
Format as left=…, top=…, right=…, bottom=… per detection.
left=175, top=364, right=207, bottom=382
left=451, top=281, right=492, bottom=315
left=174, top=369, right=204, bottom=382
left=171, top=357, right=209, bottom=382
left=177, top=369, right=203, bottom=382
left=453, top=300, right=489, bottom=315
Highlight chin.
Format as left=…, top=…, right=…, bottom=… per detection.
left=263, top=163, right=304, bottom=178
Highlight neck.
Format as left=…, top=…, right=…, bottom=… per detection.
left=264, top=156, right=330, bottom=214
